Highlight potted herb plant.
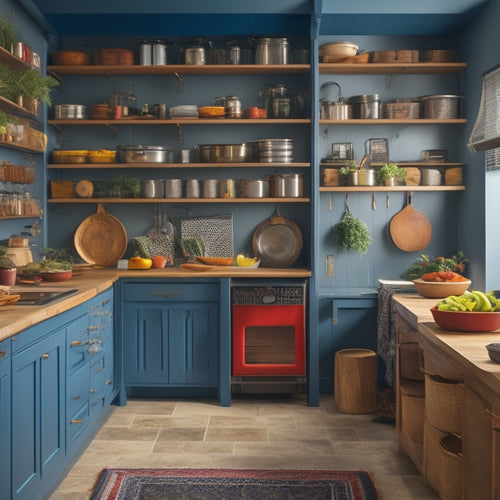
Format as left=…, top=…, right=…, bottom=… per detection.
left=0, top=15, right=17, bottom=52
left=0, top=110, right=16, bottom=141
left=378, top=163, right=407, bottom=186
left=0, top=245, right=16, bottom=286
left=17, top=247, right=73, bottom=281
left=340, top=156, right=377, bottom=186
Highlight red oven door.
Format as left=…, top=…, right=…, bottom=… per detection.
left=232, top=304, right=306, bottom=376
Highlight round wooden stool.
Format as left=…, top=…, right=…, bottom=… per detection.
left=334, top=348, right=378, bottom=414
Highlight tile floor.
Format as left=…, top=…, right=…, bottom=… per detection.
left=49, top=395, right=439, bottom=500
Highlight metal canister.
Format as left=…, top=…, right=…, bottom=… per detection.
left=139, top=42, right=152, bottom=65
left=152, top=42, right=167, bottom=65
left=186, top=179, right=200, bottom=198
left=12, top=42, right=24, bottom=59
left=219, top=179, right=235, bottom=198
left=165, top=179, right=183, bottom=198
left=225, top=96, right=242, bottom=118
left=349, top=94, right=381, bottom=119
left=202, top=179, right=218, bottom=198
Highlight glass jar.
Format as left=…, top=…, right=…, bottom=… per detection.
left=224, top=96, right=242, bottom=118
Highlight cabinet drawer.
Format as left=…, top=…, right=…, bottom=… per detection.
left=68, top=364, right=90, bottom=416
left=124, top=282, right=219, bottom=302
left=0, top=338, right=10, bottom=363
left=68, top=402, right=89, bottom=444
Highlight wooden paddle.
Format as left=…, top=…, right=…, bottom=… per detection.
left=389, top=192, right=432, bottom=252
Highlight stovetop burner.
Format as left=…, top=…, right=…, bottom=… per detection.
left=14, top=288, right=78, bottom=305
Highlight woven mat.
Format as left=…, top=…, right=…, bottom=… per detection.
left=90, top=468, right=379, bottom=500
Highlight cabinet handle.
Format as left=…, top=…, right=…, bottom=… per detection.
left=90, top=389, right=97, bottom=393
left=71, top=395, right=81, bottom=400
left=102, top=298, right=110, bottom=306
left=42, top=353, right=49, bottom=360
left=105, top=379, right=112, bottom=385
left=150, top=291, right=185, bottom=298
left=0, top=350, right=6, bottom=359
left=71, top=419, right=83, bottom=424
left=71, top=340, right=83, bottom=347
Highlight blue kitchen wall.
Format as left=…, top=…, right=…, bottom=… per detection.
left=459, top=0, right=500, bottom=292
left=0, top=0, right=47, bottom=256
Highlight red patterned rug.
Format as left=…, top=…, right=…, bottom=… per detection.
left=90, top=468, right=379, bottom=499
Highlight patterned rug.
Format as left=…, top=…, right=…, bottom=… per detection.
left=90, top=468, right=379, bottom=500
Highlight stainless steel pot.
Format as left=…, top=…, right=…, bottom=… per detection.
left=348, top=94, right=381, bottom=119
left=320, top=81, right=352, bottom=120
left=349, top=169, right=377, bottom=186
left=267, top=174, right=303, bottom=197
left=54, top=104, right=88, bottom=119
left=254, top=37, right=291, bottom=65
left=142, top=179, right=164, bottom=198
left=237, top=179, right=270, bottom=198
left=194, top=144, right=247, bottom=163
left=117, top=145, right=175, bottom=163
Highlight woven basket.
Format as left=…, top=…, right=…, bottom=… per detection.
left=400, top=380, right=425, bottom=442
left=439, top=434, right=464, bottom=500
left=445, top=167, right=463, bottom=186
left=373, top=50, right=419, bottom=63
left=399, top=342, right=425, bottom=380
left=51, top=180, right=74, bottom=198
left=420, top=50, right=460, bottom=63
left=424, top=419, right=447, bottom=493
left=425, top=373, right=464, bottom=434
left=403, top=167, right=421, bottom=186
left=383, top=100, right=421, bottom=119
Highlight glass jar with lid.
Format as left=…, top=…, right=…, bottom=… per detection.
left=225, top=96, right=242, bottom=118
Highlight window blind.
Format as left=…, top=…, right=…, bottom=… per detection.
left=468, top=65, right=500, bottom=157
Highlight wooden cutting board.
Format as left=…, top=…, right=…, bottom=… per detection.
left=390, top=193, right=432, bottom=252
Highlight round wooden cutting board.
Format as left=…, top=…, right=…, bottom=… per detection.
left=389, top=193, right=432, bottom=252
left=74, top=204, right=128, bottom=266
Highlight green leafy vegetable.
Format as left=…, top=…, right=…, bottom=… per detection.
left=331, top=209, right=372, bottom=255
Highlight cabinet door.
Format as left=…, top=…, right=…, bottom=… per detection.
left=12, top=328, right=66, bottom=500
left=123, top=304, right=169, bottom=385
left=169, top=303, right=218, bottom=385
left=0, top=340, right=11, bottom=500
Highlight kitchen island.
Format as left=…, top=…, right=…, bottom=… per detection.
left=393, top=294, right=500, bottom=500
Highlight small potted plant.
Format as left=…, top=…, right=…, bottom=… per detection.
left=0, top=245, right=16, bottom=286
left=17, top=247, right=73, bottom=281
left=378, top=163, right=407, bottom=186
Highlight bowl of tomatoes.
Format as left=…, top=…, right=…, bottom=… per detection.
left=413, top=271, right=470, bottom=298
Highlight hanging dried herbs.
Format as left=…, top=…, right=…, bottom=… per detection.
left=331, top=209, right=372, bottom=255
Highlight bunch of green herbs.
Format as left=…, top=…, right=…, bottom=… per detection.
left=331, top=209, right=372, bottom=255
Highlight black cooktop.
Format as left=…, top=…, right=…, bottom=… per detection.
left=15, top=289, right=78, bottom=305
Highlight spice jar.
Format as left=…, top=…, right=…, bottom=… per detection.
left=224, top=96, right=242, bottom=118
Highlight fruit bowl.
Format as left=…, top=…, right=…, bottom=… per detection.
left=430, top=307, right=500, bottom=332
left=413, top=278, right=471, bottom=298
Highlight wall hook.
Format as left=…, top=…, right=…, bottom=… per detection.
left=173, top=72, right=184, bottom=93
left=372, top=192, right=376, bottom=210
left=176, top=123, right=184, bottom=144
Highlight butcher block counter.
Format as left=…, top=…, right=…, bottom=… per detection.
left=393, top=293, right=500, bottom=500
left=0, top=265, right=311, bottom=342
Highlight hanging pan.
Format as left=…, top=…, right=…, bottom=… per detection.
left=252, top=206, right=303, bottom=267
left=74, top=203, right=128, bottom=266
left=389, top=192, right=432, bottom=252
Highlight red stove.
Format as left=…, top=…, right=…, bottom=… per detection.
left=231, top=281, right=306, bottom=377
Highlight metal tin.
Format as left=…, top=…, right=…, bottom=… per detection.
left=202, top=179, right=218, bottom=198
left=180, top=149, right=191, bottom=163
left=219, top=179, right=235, bottom=198
left=12, top=42, right=24, bottom=59
left=139, top=42, right=152, bottom=65
left=54, top=104, right=88, bottom=119
left=237, top=179, right=270, bottom=198
left=186, top=179, right=200, bottom=198
left=165, top=179, right=183, bottom=198
left=185, top=46, right=206, bottom=65
left=349, top=94, right=381, bottom=119
left=267, top=174, right=303, bottom=197
left=143, top=179, right=164, bottom=198
left=117, top=145, right=175, bottom=163
left=421, top=168, right=442, bottom=186
left=225, top=96, right=242, bottom=118
left=254, top=37, right=291, bottom=65
left=152, top=42, right=167, bottom=65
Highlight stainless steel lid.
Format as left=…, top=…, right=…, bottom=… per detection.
left=116, top=145, right=174, bottom=151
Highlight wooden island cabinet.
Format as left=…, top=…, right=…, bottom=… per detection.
left=393, top=294, right=500, bottom=500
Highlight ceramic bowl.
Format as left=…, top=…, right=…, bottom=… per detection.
left=413, top=278, right=471, bottom=298
left=486, top=343, right=500, bottom=363
left=430, top=307, right=500, bottom=332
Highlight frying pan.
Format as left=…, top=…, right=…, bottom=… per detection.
left=252, top=207, right=303, bottom=267
left=389, top=192, right=432, bottom=252
left=74, top=203, right=128, bottom=266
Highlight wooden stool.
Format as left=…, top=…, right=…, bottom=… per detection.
left=334, top=348, right=378, bottom=414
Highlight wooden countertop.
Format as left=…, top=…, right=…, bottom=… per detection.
left=393, top=293, right=500, bottom=391
left=0, top=266, right=311, bottom=342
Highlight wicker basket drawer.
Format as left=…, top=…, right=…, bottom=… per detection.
left=439, top=434, right=464, bottom=500
left=399, top=342, right=424, bottom=381
left=400, top=380, right=425, bottom=442
left=425, top=373, right=464, bottom=435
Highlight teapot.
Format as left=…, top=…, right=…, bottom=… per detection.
left=260, top=84, right=304, bottom=118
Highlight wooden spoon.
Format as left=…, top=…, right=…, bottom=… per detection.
left=389, top=192, right=432, bottom=252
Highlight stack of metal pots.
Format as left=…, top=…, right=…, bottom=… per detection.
left=249, top=138, right=294, bottom=163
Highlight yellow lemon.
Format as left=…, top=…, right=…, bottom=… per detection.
left=236, top=254, right=258, bottom=267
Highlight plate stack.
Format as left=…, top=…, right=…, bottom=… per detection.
left=249, top=138, right=294, bottom=163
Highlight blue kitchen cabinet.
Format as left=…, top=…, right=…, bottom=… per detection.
left=11, top=327, right=66, bottom=500
left=122, top=280, right=219, bottom=392
left=0, top=339, right=11, bottom=500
